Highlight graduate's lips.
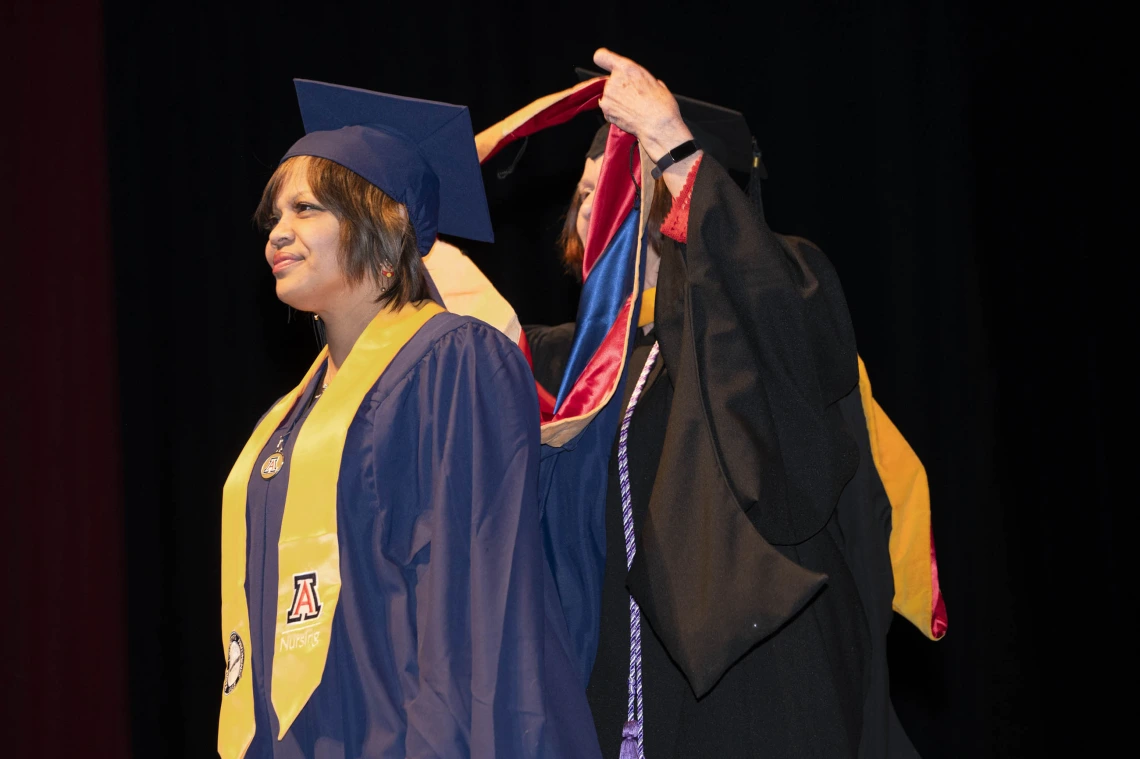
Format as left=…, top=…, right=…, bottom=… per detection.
left=271, top=252, right=303, bottom=273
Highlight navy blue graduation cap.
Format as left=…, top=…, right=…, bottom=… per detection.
left=282, top=79, right=493, bottom=254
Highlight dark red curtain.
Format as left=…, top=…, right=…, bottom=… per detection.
left=8, top=2, right=129, bottom=756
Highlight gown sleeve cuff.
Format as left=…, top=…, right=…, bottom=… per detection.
left=660, top=155, right=704, bottom=244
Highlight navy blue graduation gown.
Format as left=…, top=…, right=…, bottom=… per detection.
left=242, top=313, right=600, bottom=758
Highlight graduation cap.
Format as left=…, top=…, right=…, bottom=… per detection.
left=282, top=79, right=493, bottom=254
left=575, top=67, right=767, bottom=180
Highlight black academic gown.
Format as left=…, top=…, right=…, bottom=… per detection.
left=526, top=157, right=918, bottom=758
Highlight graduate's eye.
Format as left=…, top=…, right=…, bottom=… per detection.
left=295, top=202, right=322, bottom=214
left=262, top=215, right=280, bottom=232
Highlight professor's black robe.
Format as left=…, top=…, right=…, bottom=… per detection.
left=526, top=157, right=919, bottom=758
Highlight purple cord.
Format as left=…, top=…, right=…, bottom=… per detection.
left=616, top=341, right=660, bottom=759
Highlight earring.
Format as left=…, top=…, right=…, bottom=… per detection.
left=313, top=314, right=320, bottom=322
left=380, top=267, right=394, bottom=291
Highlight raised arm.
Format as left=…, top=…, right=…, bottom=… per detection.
left=593, top=47, right=701, bottom=198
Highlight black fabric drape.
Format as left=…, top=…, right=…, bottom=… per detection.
left=96, top=1, right=1116, bottom=757
left=8, top=2, right=129, bottom=758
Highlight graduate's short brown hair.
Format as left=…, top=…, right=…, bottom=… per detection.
left=558, top=178, right=673, bottom=282
left=255, top=155, right=429, bottom=310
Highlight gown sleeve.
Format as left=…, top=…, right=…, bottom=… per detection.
left=520, top=322, right=576, bottom=396
left=628, top=156, right=862, bottom=696
left=397, top=324, right=552, bottom=758
left=659, top=155, right=703, bottom=244
left=655, top=161, right=947, bottom=644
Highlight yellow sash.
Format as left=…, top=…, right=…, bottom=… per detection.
left=638, top=287, right=656, bottom=328
left=856, top=356, right=943, bottom=640
left=218, top=300, right=444, bottom=759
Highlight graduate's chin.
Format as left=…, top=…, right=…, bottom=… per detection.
left=274, top=281, right=314, bottom=313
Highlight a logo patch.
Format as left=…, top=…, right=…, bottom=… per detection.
left=224, top=631, right=244, bottom=694
left=287, top=571, right=323, bottom=624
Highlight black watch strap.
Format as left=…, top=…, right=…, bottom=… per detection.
left=650, top=139, right=701, bottom=179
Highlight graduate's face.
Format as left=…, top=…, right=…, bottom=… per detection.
left=264, top=158, right=348, bottom=313
left=574, top=156, right=603, bottom=247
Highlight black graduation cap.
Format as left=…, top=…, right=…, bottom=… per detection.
left=575, top=67, right=767, bottom=179
left=282, top=79, right=494, bottom=254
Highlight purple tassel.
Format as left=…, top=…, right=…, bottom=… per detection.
left=619, top=720, right=640, bottom=759
left=618, top=344, right=658, bottom=759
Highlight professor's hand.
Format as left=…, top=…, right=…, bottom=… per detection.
left=593, top=48, right=693, bottom=162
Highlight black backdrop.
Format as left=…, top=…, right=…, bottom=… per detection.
left=30, top=0, right=1108, bottom=756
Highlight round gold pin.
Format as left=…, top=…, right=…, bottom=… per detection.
left=260, top=452, right=285, bottom=480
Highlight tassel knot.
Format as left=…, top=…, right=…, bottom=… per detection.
left=619, top=720, right=640, bottom=759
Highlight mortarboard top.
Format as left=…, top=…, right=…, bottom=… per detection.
left=282, top=79, right=493, bottom=255
left=575, top=67, right=765, bottom=178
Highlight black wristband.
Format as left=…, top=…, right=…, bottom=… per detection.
left=651, top=139, right=700, bottom=179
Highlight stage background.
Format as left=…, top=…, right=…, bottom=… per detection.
left=10, top=0, right=1118, bottom=756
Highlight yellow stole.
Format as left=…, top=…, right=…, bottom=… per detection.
left=218, top=300, right=444, bottom=759
left=638, top=287, right=656, bottom=328
left=856, top=356, right=942, bottom=640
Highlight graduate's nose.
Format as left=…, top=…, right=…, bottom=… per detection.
left=269, top=219, right=294, bottom=250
